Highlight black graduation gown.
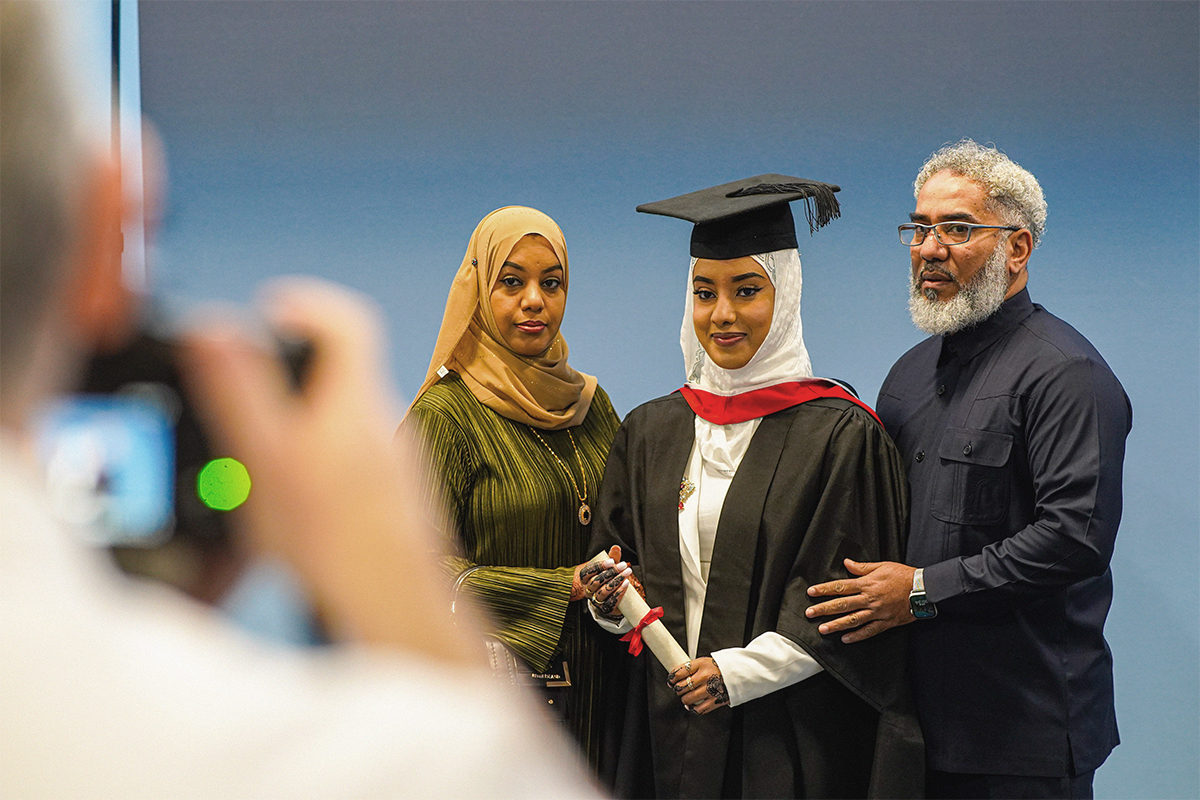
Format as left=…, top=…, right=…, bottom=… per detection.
left=591, top=392, right=923, bottom=799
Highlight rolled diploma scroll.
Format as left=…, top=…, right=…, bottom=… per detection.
left=592, top=551, right=689, bottom=673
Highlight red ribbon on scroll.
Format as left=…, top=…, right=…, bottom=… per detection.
left=620, top=606, right=665, bottom=656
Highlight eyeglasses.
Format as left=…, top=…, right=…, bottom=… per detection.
left=898, top=221, right=1021, bottom=247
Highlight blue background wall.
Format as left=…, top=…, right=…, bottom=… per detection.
left=138, top=3, right=1198, bottom=796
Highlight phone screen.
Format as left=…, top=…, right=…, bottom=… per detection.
left=35, top=393, right=175, bottom=546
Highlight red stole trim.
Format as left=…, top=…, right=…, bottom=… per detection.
left=679, top=380, right=881, bottom=426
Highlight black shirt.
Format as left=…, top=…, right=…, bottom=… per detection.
left=877, top=288, right=1132, bottom=777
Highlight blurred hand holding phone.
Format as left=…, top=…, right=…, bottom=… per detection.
left=35, top=278, right=473, bottom=663
left=176, top=278, right=475, bottom=661
left=34, top=312, right=312, bottom=603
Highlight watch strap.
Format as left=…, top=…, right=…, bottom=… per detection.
left=908, top=567, right=937, bottom=619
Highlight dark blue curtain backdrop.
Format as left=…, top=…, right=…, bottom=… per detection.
left=139, top=3, right=1198, bottom=796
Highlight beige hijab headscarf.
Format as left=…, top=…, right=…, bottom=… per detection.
left=408, top=206, right=596, bottom=430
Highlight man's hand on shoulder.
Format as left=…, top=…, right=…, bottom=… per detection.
left=806, top=559, right=917, bottom=643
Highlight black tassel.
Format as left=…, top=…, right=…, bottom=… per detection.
left=727, top=182, right=842, bottom=234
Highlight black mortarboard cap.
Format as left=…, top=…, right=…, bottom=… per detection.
left=636, top=174, right=841, bottom=260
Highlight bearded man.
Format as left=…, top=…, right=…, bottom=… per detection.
left=806, top=140, right=1132, bottom=799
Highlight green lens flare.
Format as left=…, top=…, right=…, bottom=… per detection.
left=196, top=457, right=252, bottom=511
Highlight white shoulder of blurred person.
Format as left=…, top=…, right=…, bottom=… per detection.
left=0, top=3, right=600, bottom=797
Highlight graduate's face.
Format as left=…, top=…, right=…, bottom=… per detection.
left=490, top=234, right=566, bottom=357
left=692, top=257, right=775, bottom=371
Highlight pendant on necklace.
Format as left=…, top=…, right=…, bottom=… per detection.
left=578, top=503, right=592, bottom=526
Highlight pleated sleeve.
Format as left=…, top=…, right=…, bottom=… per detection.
left=401, top=376, right=620, bottom=672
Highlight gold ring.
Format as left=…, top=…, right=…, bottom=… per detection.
left=686, top=676, right=694, bottom=691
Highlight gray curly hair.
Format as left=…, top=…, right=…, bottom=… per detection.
left=914, top=139, right=1047, bottom=248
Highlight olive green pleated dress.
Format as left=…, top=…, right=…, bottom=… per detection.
left=404, top=371, right=621, bottom=768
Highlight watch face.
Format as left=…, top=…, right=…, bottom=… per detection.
left=909, top=593, right=938, bottom=619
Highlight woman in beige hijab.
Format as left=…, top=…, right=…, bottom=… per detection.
left=402, top=206, right=624, bottom=769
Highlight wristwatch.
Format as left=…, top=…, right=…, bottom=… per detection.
left=908, top=568, right=938, bottom=619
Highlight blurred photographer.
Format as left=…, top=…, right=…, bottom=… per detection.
left=0, top=3, right=599, bottom=797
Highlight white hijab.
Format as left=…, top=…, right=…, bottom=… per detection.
left=680, top=248, right=813, bottom=474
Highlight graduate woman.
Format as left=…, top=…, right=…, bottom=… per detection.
left=584, top=177, right=923, bottom=798
left=401, top=206, right=623, bottom=769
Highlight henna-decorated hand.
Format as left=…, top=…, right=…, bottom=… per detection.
left=577, top=546, right=629, bottom=620
left=571, top=560, right=599, bottom=601
left=667, top=656, right=728, bottom=715
left=574, top=546, right=618, bottom=600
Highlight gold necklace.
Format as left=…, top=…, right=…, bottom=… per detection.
left=530, top=428, right=591, bottom=525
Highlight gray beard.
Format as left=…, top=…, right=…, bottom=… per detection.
left=908, top=243, right=1010, bottom=336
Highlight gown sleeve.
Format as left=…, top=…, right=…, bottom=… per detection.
left=774, top=404, right=911, bottom=707
left=711, top=632, right=822, bottom=707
